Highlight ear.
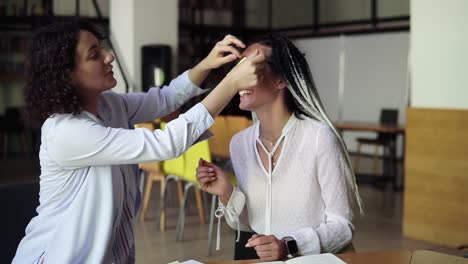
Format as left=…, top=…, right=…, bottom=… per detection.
left=276, top=79, right=287, bottom=90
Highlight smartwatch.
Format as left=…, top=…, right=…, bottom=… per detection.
left=282, top=236, right=299, bottom=258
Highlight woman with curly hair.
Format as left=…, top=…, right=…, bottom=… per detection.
left=13, top=19, right=265, bottom=263
left=196, top=34, right=362, bottom=261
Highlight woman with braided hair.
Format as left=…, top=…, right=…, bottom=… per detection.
left=196, top=34, right=363, bottom=261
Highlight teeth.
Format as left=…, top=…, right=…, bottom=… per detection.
left=239, top=90, right=252, bottom=96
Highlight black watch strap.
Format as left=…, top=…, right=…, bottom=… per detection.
left=283, top=236, right=299, bottom=258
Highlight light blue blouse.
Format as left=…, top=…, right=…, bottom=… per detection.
left=13, top=71, right=213, bottom=264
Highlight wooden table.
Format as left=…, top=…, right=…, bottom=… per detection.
left=410, top=250, right=468, bottom=264
left=206, top=250, right=412, bottom=264
left=334, top=121, right=405, bottom=134
left=334, top=121, right=405, bottom=190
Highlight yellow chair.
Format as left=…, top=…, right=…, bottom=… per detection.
left=134, top=123, right=164, bottom=224
left=137, top=122, right=184, bottom=231
left=157, top=122, right=185, bottom=230
left=175, top=139, right=211, bottom=241
left=225, top=115, right=253, bottom=139
left=208, top=116, right=230, bottom=160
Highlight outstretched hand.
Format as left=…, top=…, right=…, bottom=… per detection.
left=201, top=34, right=245, bottom=70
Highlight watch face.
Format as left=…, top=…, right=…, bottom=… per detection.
left=286, top=239, right=298, bottom=255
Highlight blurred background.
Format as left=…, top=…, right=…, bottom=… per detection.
left=0, top=0, right=467, bottom=263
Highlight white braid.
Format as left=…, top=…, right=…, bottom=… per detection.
left=285, top=43, right=363, bottom=215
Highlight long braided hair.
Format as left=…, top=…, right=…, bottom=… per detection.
left=254, top=34, right=363, bottom=214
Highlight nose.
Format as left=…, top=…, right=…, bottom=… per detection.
left=103, top=49, right=115, bottom=64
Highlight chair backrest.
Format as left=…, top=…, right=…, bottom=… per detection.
left=379, top=109, right=398, bottom=126
left=0, top=181, right=40, bottom=263
left=183, top=140, right=211, bottom=184
left=209, top=115, right=253, bottom=160
left=134, top=123, right=162, bottom=173
left=160, top=122, right=185, bottom=176
left=378, top=109, right=399, bottom=141
left=225, top=115, right=253, bottom=138
left=208, top=116, right=230, bottom=159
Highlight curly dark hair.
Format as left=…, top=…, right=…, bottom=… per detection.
left=24, top=19, right=105, bottom=127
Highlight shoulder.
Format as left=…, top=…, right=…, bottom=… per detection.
left=229, top=124, right=256, bottom=152
left=297, top=116, right=328, bottom=132
left=231, top=124, right=255, bottom=144
left=43, top=113, right=99, bottom=144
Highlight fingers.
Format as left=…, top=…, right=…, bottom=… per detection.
left=248, top=234, right=262, bottom=242
left=216, top=45, right=242, bottom=58
left=198, top=158, right=213, bottom=167
left=245, top=234, right=270, bottom=247
left=249, top=50, right=266, bottom=64
left=198, top=176, right=216, bottom=185
left=256, top=250, right=273, bottom=259
left=217, top=53, right=238, bottom=65
left=196, top=166, right=214, bottom=177
left=220, top=34, right=246, bottom=49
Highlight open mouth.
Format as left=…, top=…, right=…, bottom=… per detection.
left=239, top=90, right=253, bottom=96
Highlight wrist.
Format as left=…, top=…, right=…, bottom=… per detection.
left=218, top=76, right=238, bottom=96
left=282, top=236, right=299, bottom=258
left=197, top=59, right=212, bottom=72
left=219, top=184, right=233, bottom=205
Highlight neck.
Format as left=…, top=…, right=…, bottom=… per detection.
left=256, top=97, right=292, bottom=140
left=81, top=92, right=100, bottom=116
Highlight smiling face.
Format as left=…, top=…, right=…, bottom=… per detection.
left=238, top=43, right=287, bottom=112
left=70, top=30, right=116, bottom=96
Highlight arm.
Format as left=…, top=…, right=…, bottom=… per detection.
left=291, top=126, right=355, bottom=255
left=120, top=71, right=206, bottom=124
left=195, top=159, right=253, bottom=232
left=219, top=186, right=254, bottom=232
left=46, top=103, right=213, bottom=169
left=123, top=35, right=245, bottom=124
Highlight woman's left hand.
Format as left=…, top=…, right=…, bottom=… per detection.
left=245, top=234, right=288, bottom=261
left=200, top=34, right=245, bottom=70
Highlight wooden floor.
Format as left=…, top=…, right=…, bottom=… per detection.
left=1, top=154, right=465, bottom=263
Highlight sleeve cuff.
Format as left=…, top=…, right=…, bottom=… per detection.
left=180, top=102, right=214, bottom=136
left=175, top=70, right=208, bottom=100
left=219, top=186, right=246, bottom=217
left=291, top=227, right=321, bottom=255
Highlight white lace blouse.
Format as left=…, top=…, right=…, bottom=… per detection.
left=219, top=114, right=355, bottom=255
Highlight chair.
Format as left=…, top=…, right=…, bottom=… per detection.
left=137, top=122, right=185, bottom=230
left=0, top=181, right=40, bottom=263
left=158, top=143, right=185, bottom=230
left=135, top=123, right=165, bottom=224
left=208, top=116, right=230, bottom=161
left=175, top=139, right=211, bottom=241
left=354, top=109, right=399, bottom=175
left=225, top=115, right=253, bottom=140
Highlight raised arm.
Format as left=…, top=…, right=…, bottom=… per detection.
left=121, top=35, right=246, bottom=124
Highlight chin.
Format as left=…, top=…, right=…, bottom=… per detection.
left=238, top=103, right=254, bottom=111
left=107, top=78, right=117, bottom=89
